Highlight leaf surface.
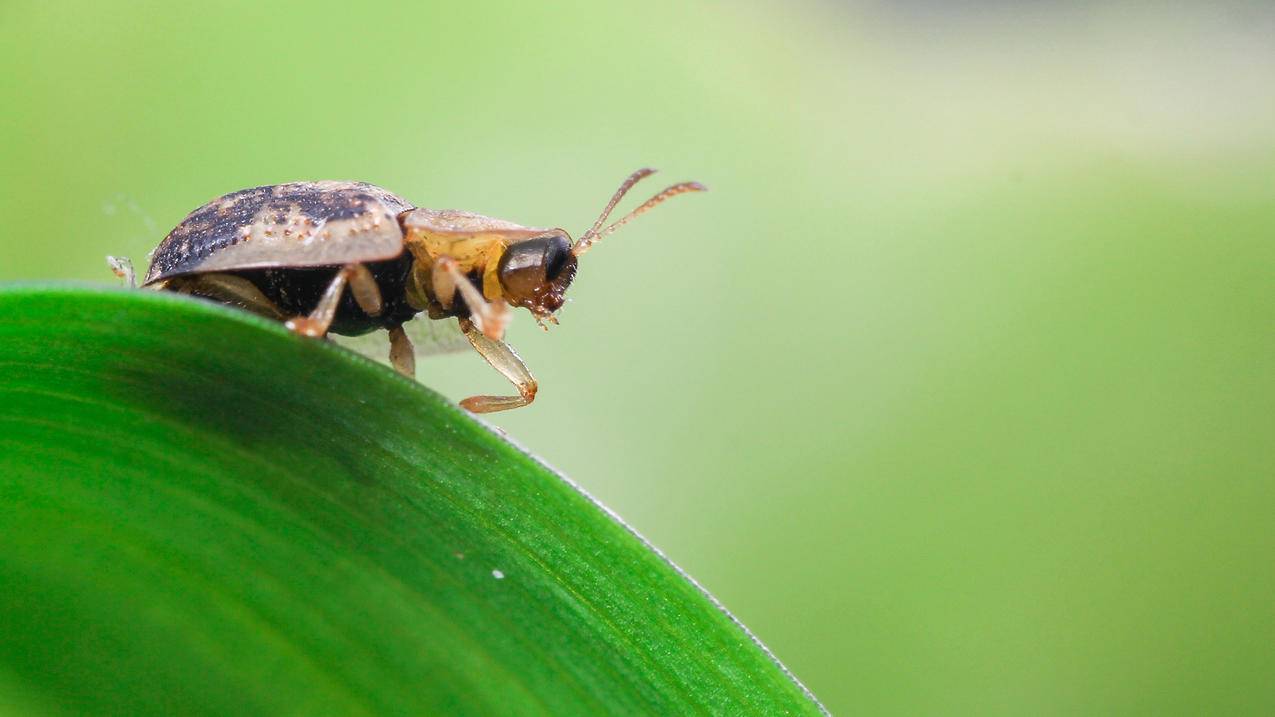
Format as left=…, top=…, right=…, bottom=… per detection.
left=0, top=285, right=822, bottom=716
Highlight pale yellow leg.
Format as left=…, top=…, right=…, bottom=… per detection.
left=346, top=263, right=383, bottom=317
left=458, top=318, right=537, bottom=413
left=430, top=260, right=457, bottom=310
left=435, top=256, right=510, bottom=341
left=286, top=263, right=380, bottom=337
left=165, top=273, right=287, bottom=320
left=387, top=324, right=416, bottom=378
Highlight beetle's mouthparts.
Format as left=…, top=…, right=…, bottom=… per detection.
left=533, top=312, right=559, bottom=331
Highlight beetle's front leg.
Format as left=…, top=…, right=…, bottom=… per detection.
left=435, top=256, right=510, bottom=341
left=458, top=317, right=537, bottom=413
left=287, top=263, right=382, bottom=337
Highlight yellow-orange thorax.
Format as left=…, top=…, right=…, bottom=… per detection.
left=399, top=207, right=558, bottom=311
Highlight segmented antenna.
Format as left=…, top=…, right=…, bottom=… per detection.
left=572, top=169, right=706, bottom=257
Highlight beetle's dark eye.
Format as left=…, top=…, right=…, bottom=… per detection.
left=542, top=234, right=571, bottom=281
left=497, top=235, right=571, bottom=283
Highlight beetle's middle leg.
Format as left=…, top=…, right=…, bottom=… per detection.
left=286, top=263, right=383, bottom=338
left=387, top=324, right=416, bottom=378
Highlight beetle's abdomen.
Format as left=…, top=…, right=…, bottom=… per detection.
left=232, top=254, right=419, bottom=336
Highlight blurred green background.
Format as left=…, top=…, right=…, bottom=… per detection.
left=3, top=1, right=1272, bottom=713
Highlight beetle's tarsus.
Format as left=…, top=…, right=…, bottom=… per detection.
left=458, top=318, right=537, bottom=413
left=285, top=317, right=327, bottom=338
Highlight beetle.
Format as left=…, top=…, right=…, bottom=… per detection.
left=108, top=169, right=704, bottom=413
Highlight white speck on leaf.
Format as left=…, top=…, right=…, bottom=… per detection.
left=491, top=569, right=505, bottom=580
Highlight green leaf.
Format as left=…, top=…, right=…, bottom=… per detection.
left=0, top=285, right=822, bottom=716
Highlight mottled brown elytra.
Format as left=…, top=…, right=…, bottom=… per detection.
left=108, top=170, right=705, bottom=412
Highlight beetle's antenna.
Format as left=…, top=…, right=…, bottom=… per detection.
left=572, top=169, right=706, bottom=257
left=579, top=168, right=656, bottom=245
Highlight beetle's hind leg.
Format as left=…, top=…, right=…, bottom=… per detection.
left=166, top=273, right=288, bottom=320
left=457, top=317, right=537, bottom=413
left=286, top=263, right=383, bottom=338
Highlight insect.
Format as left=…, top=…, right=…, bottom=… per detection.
left=108, top=169, right=705, bottom=412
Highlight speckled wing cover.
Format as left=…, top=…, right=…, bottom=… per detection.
left=144, top=181, right=414, bottom=285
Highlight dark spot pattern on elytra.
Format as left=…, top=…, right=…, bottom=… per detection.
left=144, top=181, right=414, bottom=284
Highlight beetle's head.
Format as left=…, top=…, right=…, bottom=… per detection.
left=501, top=169, right=706, bottom=325
left=497, top=231, right=578, bottom=320
left=497, top=167, right=703, bottom=324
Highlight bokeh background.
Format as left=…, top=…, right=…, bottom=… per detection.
left=3, top=2, right=1273, bottom=713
